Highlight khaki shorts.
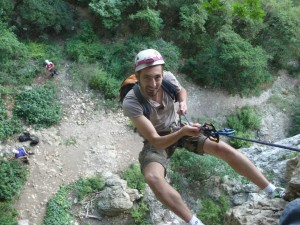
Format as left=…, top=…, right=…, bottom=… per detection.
left=139, top=134, right=208, bottom=176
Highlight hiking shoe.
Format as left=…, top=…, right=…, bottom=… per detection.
left=270, top=187, right=286, bottom=199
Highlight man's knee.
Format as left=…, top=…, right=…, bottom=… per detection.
left=144, top=170, right=164, bottom=185
left=143, top=163, right=165, bottom=185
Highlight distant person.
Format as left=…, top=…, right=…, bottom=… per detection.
left=279, top=198, right=300, bottom=225
left=11, top=147, right=34, bottom=164
left=45, top=59, right=58, bottom=77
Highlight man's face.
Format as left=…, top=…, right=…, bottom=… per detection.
left=137, top=65, right=163, bottom=98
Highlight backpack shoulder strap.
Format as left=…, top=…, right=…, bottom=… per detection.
left=133, top=84, right=151, bottom=119
left=161, top=80, right=178, bottom=102
left=133, top=79, right=178, bottom=120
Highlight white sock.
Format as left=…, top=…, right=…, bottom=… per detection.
left=263, top=183, right=276, bottom=194
left=188, top=215, right=204, bottom=225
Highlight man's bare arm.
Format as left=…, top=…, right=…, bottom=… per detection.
left=177, top=87, right=188, bottom=114
left=131, top=115, right=200, bottom=150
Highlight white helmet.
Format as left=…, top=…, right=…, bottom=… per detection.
left=45, top=59, right=50, bottom=64
left=134, top=49, right=165, bottom=72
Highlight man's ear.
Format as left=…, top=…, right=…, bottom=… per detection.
left=135, top=72, right=140, bottom=82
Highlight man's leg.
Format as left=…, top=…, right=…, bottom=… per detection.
left=143, top=162, right=193, bottom=223
left=203, top=139, right=269, bottom=189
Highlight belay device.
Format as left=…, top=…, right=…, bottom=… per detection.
left=180, top=113, right=300, bottom=152
left=200, top=122, right=300, bottom=152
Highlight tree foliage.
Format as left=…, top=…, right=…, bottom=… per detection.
left=258, top=0, right=300, bottom=69
left=182, top=25, right=272, bottom=96
left=129, top=8, right=163, bottom=37
left=0, top=23, right=28, bottom=67
left=17, top=0, right=75, bottom=35
left=179, top=3, right=207, bottom=42
left=89, top=0, right=123, bottom=29
left=0, top=0, right=14, bottom=22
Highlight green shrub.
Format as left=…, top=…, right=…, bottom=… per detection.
left=0, top=23, right=28, bottom=67
left=0, top=99, right=23, bottom=141
left=65, top=39, right=105, bottom=63
left=74, top=176, right=105, bottom=201
left=0, top=160, right=28, bottom=201
left=0, top=118, right=23, bottom=141
left=181, top=25, right=272, bottom=96
left=122, top=163, right=146, bottom=193
left=0, top=201, right=18, bottom=225
left=131, top=200, right=150, bottom=225
left=26, top=42, right=49, bottom=59
left=89, top=0, right=123, bottom=29
left=289, top=103, right=300, bottom=136
left=13, top=84, right=62, bottom=129
left=227, top=131, right=253, bottom=149
left=129, top=8, right=163, bottom=37
left=43, top=186, right=74, bottom=225
left=88, top=68, right=121, bottom=99
left=170, top=149, right=238, bottom=184
left=18, top=0, right=75, bottom=35
left=198, top=195, right=230, bottom=225
left=226, top=105, right=261, bottom=148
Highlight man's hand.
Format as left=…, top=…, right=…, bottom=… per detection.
left=177, top=101, right=187, bottom=115
left=180, top=124, right=201, bottom=137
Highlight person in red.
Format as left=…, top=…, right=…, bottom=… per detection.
left=45, top=59, right=58, bottom=77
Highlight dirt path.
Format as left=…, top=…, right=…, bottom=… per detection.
left=14, top=66, right=299, bottom=224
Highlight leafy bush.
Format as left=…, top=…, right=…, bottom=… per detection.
left=43, top=186, right=73, bottom=225
left=226, top=105, right=261, bottom=148
left=289, top=102, right=300, bottom=136
left=131, top=200, right=150, bottom=225
left=74, top=176, right=105, bottom=201
left=0, top=118, right=23, bottom=141
left=0, top=99, right=22, bottom=141
left=198, top=195, right=230, bottom=225
left=88, top=68, right=121, bottom=99
left=26, top=42, right=49, bottom=59
left=129, top=8, right=163, bottom=37
left=13, top=84, right=62, bottom=129
left=0, top=160, right=28, bottom=201
left=65, top=39, right=106, bottom=63
left=178, top=3, right=207, bottom=42
left=227, top=106, right=261, bottom=131
left=182, top=25, right=272, bottom=96
left=170, top=149, right=238, bottom=184
left=18, top=0, right=75, bottom=35
left=0, top=201, right=18, bottom=225
left=122, top=163, right=146, bottom=193
left=0, top=22, right=28, bottom=70
left=89, top=0, right=123, bottom=29
left=259, top=0, right=300, bottom=70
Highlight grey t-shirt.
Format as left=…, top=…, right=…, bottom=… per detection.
left=123, top=71, right=181, bottom=132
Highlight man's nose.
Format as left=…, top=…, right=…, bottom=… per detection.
left=149, top=78, right=156, bottom=87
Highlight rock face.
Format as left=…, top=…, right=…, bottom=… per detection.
left=284, top=154, right=300, bottom=201
left=224, top=135, right=300, bottom=225
left=97, top=173, right=142, bottom=216
left=224, top=199, right=287, bottom=225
